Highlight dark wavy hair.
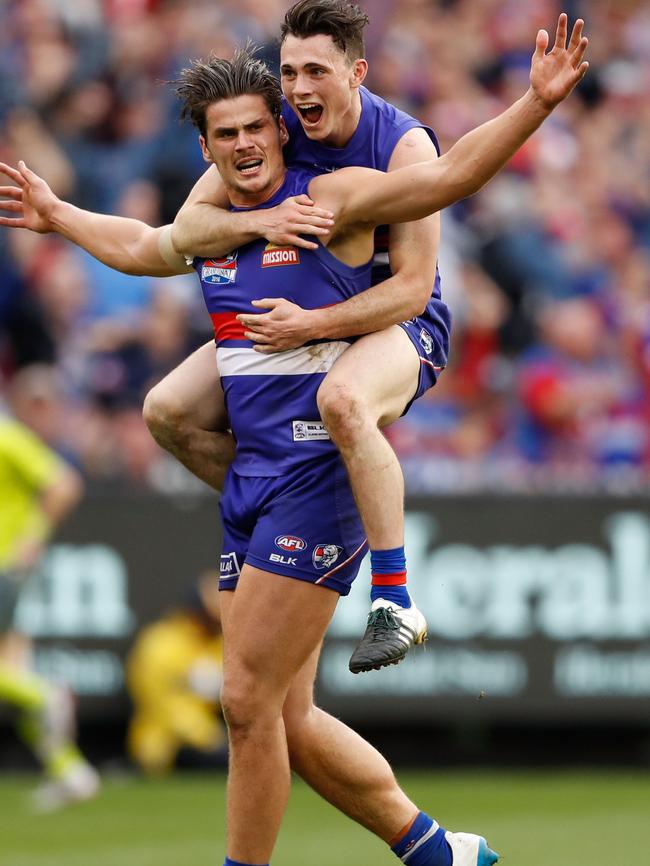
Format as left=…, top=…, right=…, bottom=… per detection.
left=280, top=0, right=370, bottom=60
left=176, top=47, right=282, bottom=138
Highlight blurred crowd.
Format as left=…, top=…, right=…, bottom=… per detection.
left=1, top=0, right=649, bottom=493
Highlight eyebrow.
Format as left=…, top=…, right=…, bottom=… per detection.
left=280, top=62, right=329, bottom=72
left=214, top=117, right=266, bottom=135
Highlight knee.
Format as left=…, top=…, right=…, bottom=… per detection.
left=317, top=379, right=372, bottom=446
left=220, top=673, right=274, bottom=737
left=142, top=383, right=186, bottom=447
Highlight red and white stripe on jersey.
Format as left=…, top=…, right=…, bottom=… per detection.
left=217, top=341, right=350, bottom=377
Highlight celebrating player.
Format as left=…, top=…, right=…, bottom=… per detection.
left=149, top=0, right=448, bottom=674
left=1, top=13, right=587, bottom=864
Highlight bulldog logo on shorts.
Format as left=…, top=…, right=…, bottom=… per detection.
left=312, top=543, right=342, bottom=570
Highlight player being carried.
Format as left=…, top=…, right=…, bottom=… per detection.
left=1, top=13, right=587, bottom=866
left=145, top=0, right=466, bottom=674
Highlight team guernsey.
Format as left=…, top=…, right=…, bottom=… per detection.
left=283, top=85, right=451, bottom=404
left=194, top=168, right=368, bottom=595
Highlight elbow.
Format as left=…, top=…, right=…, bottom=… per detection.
left=397, top=276, right=436, bottom=320
left=170, top=219, right=191, bottom=257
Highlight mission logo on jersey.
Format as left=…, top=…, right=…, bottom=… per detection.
left=262, top=243, right=300, bottom=268
left=202, top=253, right=238, bottom=284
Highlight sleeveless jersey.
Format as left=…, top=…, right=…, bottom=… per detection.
left=282, top=86, right=450, bottom=366
left=193, top=168, right=372, bottom=478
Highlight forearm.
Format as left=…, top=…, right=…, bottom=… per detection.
left=49, top=201, right=173, bottom=276
left=305, top=273, right=428, bottom=340
left=171, top=203, right=263, bottom=258
left=435, top=88, right=551, bottom=204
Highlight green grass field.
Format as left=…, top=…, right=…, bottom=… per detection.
left=1, top=770, right=648, bottom=866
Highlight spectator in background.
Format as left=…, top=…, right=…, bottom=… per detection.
left=126, top=571, right=226, bottom=775
left=0, top=364, right=100, bottom=810
left=1, top=0, right=649, bottom=492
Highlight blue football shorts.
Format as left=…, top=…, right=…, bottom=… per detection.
left=398, top=313, right=447, bottom=413
left=219, top=452, right=367, bottom=596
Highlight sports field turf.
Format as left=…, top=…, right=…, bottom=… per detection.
left=1, top=770, right=648, bottom=866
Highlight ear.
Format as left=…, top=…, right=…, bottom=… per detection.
left=199, top=135, right=213, bottom=164
left=279, top=116, right=289, bottom=147
left=350, top=58, right=368, bottom=89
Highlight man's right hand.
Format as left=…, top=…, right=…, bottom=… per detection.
left=0, top=160, right=58, bottom=233
left=254, top=194, right=334, bottom=250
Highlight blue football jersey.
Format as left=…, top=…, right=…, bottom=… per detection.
left=194, top=168, right=372, bottom=478
left=282, top=86, right=450, bottom=368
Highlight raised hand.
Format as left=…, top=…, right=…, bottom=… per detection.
left=530, top=13, right=589, bottom=109
left=0, top=160, right=59, bottom=233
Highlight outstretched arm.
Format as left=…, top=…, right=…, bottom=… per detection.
left=314, top=14, right=589, bottom=231
left=0, top=161, right=190, bottom=276
left=171, top=164, right=335, bottom=257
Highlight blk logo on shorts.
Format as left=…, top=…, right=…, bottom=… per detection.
left=275, top=535, right=306, bottom=552
left=262, top=244, right=300, bottom=267
left=312, top=544, right=342, bottom=570
left=202, top=254, right=238, bottom=284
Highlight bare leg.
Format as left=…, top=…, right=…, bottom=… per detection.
left=219, top=568, right=339, bottom=864
left=317, top=325, right=419, bottom=550
left=143, top=342, right=235, bottom=491
left=283, top=643, right=417, bottom=842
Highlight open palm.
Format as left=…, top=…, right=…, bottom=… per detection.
left=0, top=161, right=57, bottom=233
left=530, top=14, right=589, bottom=109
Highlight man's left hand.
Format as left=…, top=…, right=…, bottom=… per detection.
left=237, top=299, right=317, bottom=353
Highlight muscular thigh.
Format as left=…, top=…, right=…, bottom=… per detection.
left=326, top=325, right=420, bottom=427
left=222, top=565, right=338, bottom=699
left=153, top=341, right=227, bottom=431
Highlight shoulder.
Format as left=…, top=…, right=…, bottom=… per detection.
left=359, top=86, right=440, bottom=165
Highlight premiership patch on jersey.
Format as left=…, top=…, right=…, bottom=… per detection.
left=262, top=244, right=300, bottom=268
left=202, top=254, right=238, bottom=284
left=293, top=420, right=330, bottom=441
left=312, top=544, right=342, bottom=570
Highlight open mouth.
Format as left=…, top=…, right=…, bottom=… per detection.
left=237, top=158, right=263, bottom=175
left=297, top=103, right=323, bottom=125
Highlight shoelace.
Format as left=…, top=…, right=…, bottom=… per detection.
left=365, top=606, right=399, bottom=641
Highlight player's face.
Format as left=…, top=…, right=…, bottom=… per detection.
left=199, top=95, right=289, bottom=206
left=280, top=33, right=368, bottom=147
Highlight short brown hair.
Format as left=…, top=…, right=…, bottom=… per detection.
left=176, top=47, right=282, bottom=138
left=280, top=0, right=369, bottom=61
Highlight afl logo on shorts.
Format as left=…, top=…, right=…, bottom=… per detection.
left=202, top=253, right=238, bottom=284
left=275, top=535, right=306, bottom=552
left=262, top=243, right=300, bottom=267
left=312, top=544, right=342, bottom=570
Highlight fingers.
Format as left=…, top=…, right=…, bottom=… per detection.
left=289, top=236, right=320, bottom=250
left=0, top=186, right=22, bottom=200
left=553, top=12, right=568, bottom=50
left=244, top=331, right=272, bottom=344
left=251, top=298, right=281, bottom=309
left=534, top=29, right=549, bottom=60
left=567, top=18, right=584, bottom=53
left=293, top=194, right=314, bottom=206
left=0, top=216, right=27, bottom=228
left=572, top=35, right=589, bottom=69
left=0, top=200, right=23, bottom=213
left=0, top=161, right=26, bottom=187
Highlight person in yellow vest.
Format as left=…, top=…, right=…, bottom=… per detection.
left=0, top=365, right=100, bottom=810
left=126, top=570, right=226, bottom=774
